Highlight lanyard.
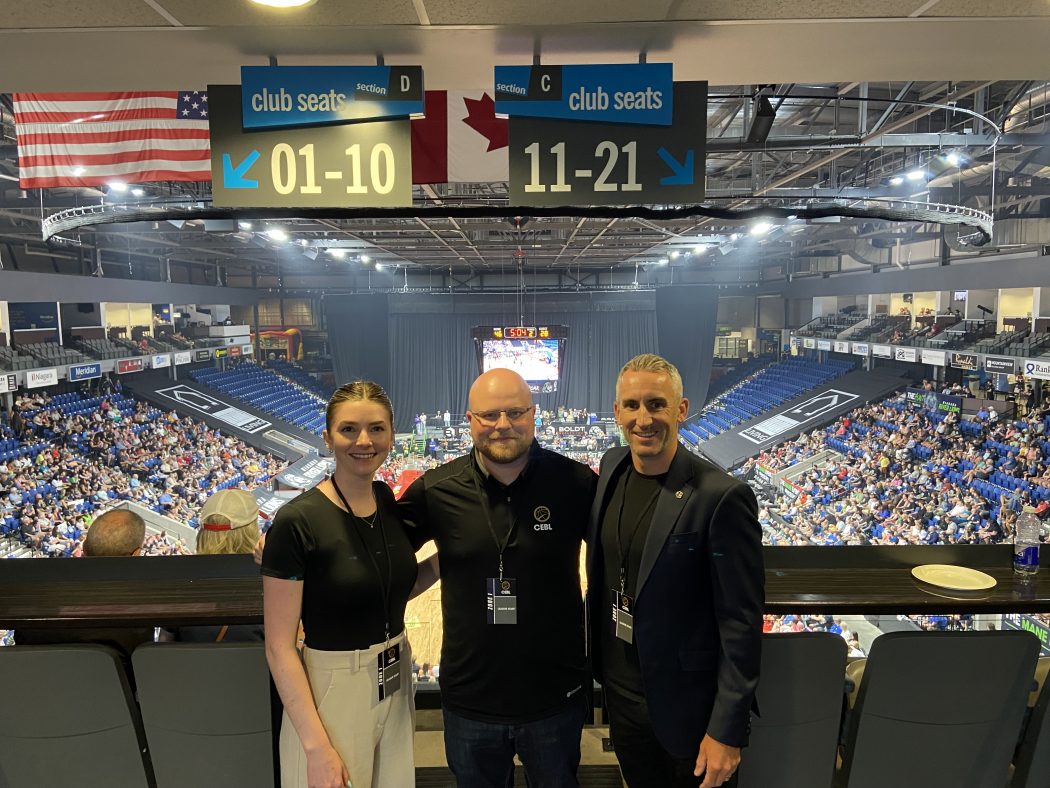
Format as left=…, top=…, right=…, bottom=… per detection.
left=472, top=469, right=517, bottom=582
left=331, top=477, right=393, bottom=642
left=614, top=467, right=661, bottom=596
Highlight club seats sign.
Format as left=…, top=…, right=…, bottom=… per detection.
left=241, top=65, right=424, bottom=130
left=209, top=83, right=412, bottom=208
left=507, top=80, right=707, bottom=207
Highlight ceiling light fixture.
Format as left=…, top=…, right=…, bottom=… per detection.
left=906, top=169, right=927, bottom=182
left=890, top=176, right=904, bottom=186
left=375, top=262, right=385, bottom=271
left=945, top=151, right=963, bottom=167
left=360, top=254, right=371, bottom=263
left=329, top=249, right=347, bottom=260
left=238, top=221, right=253, bottom=230
left=670, top=251, right=680, bottom=259
left=72, top=166, right=86, bottom=176
left=266, top=227, right=288, bottom=242
left=131, top=188, right=145, bottom=197
left=751, top=222, right=773, bottom=236
left=249, top=0, right=318, bottom=7
left=108, top=181, right=128, bottom=193
left=693, top=245, right=707, bottom=254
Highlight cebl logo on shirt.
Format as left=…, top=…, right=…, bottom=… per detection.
left=533, top=505, right=553, bottom=531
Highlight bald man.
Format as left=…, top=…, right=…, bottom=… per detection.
left=400, top=369, right=598, bottom=788
left=83, top=509, right=146, bottom=557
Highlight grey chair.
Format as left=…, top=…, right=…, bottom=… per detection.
left=133, top=642, right=274, bottom=788
left=737, top=633, right=847, bottom=788
left=839, top=630, right=1039, bottom=788
left=1012, top=656, right=1050, bottom=787
left=0, top=644, right=153, bottom=788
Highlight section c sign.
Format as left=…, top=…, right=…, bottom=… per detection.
left=508, top=81, right=706, bottom=207
left=495, top=63, right=673, bottom=125
left=209, top=84, right=412, bottom=209
left=241, top=65, right=424, bottom=130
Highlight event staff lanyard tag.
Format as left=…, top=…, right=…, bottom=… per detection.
left=486, top=576, right=518, bottom=625
left=377, top=642, right=401, bottom=701
left=611, top=588, right=634, bottom=644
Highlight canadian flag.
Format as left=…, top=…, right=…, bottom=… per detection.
left=412, top=90, right=509, bottom=184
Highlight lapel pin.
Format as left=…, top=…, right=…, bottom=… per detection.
left=675, top=490, right=684, bottom=499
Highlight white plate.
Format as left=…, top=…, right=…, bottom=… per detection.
left=911, top=564, right=997, bottom=591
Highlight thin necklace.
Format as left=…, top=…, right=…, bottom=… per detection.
left=330, top=476, right=378, bottom=528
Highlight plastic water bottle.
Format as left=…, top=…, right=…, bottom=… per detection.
left=1013, top=506, right=1041, bottom=576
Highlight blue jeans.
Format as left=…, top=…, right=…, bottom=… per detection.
left=443, top=697, right=587, bottom=788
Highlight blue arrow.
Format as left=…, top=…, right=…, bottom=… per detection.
left=222, top=150, right=260, bottom=189
left=657, top=147, right=695, bottom=186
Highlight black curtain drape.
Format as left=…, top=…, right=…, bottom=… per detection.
left=323, top=293, right=392, bottom=391
left=380, top=294, right=657, bottom=432
left=655, top=286, right=719, bottom=408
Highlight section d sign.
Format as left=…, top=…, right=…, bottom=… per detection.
left=209, top=84, right=412, bottom=209
left=495, top=63, right=673, bottom=125
left=68, top=363, right=102, bottom=382
left=241, top=65, right=424, bottom=129
left=508, top=81, right=706, bottom=207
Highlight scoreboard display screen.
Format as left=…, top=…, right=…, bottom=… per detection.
left=473, top=326, right=568, bottom=393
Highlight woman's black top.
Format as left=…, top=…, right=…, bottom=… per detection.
left=261, top=482, right=422, bottom=651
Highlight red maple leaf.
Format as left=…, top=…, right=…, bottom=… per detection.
left=461, top=93, right=508, bottom=152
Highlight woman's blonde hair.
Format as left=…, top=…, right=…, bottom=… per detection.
left=196, top=520, right=261, bottom=556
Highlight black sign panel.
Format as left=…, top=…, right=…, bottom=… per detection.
left=985, top=356, right=1015, bottom=374
left=1, top=374, right=15, bottom=393
left=950, top=352, right=979, bottom=371
left=508, top=81, right=706, bottom=206
left=208, top=84, right=412, bottom=209
left=194, top=349, right=213, bottom=362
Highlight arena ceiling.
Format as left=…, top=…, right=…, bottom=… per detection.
left=0, top=2, right=1049, bottom=290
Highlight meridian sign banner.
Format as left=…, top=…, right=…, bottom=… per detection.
left=240, top=65, right=424, bottom=130
left=494, top=63, right=673, bottom=125
left=507, top=81, right=706, bottom=207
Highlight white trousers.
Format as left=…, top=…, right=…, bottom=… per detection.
left=280, top=631, right=415, bottom=788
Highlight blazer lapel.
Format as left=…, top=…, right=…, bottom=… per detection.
left=636, top=447, right=697, bottom=602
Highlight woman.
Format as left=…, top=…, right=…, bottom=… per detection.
left=262, top=381, right=435, bottom=788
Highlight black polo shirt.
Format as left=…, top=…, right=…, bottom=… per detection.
left=399, top=441, right=597, bottom=723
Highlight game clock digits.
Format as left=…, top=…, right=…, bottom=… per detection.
left=473, top=326, right=569, bottom=394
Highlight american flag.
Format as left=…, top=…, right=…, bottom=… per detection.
left=12, top=91, right=212, bottom=189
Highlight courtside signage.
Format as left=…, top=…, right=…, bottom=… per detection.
left=872, top=345, right=892, bottom=358
left=209, top=84, right=412, bottom=209
left=921, top=349, right=946, bottom=367
left=152, top=354, right=171, bottom=369
left=834, top=341, right=850, bottom=353
left=495, top=63, right=673, bottom=125
left=241, top=344, right=254, bottom=355
left=194, top=349, right=213, bottom=362
left=852, top=342, right=870, bottom=357
left=156, top=384, right=271, bottom=434
left=803, top=338, right=816, bottom=349
left=26, top=368, right=57, bottom=389
left=950, top=352, right=978, bottom=371
left=1024, top=359, right=1050, bottom=380
left=894, top=347, right=918, bottom=363
left=817, top=340, right=832, bottom=351
left=1, top=374, right=16, bottom=393
left=174, top=351, right=192, bottom=365
left=117, top=358, right=144, bottom=374
left=739, top=388, right=860, bottom=445
left=68, top=363, right=102, bottom=381
left=241, top=65, right=424, bottom=130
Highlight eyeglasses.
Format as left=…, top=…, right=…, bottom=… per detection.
left=472, top=406, right=534, bottom=427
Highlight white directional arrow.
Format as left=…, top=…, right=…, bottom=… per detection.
left=169, top=388, right=222, bottom=410
left=790, top=393, right=841, bottom=417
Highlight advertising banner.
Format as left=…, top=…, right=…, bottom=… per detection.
left=985, top=356, right=1015, bottom=374
left=950, top=352, right=978, bottom=371
left=174, top=351, right=192, bottom=365
left=872, top=344, right=892, bottom=358
left=151, top=354, right=171, bottom=369
left=906, top=387, right=962, bottom=415
left=26, top=368, right=58, bottom=389
left=116, top=358, right=144, bottom=374
left=834, top=341, right=850, bottom=353
left=852, top=342, right=869, bottom=356
left=921, top=349, right=947, bottom=367
left=803, top=338, right=816, bottom=349
left=67, top=362, right=102, bottom=382
left=894, top=347, right=918, bottom=363
left=817, top=339, right=832, bottom=351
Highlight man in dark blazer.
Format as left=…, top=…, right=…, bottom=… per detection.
left=587, top=354, right=764, bottom=788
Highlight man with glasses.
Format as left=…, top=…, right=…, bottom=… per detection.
left=400, top=368, right=598, bottom=787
